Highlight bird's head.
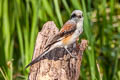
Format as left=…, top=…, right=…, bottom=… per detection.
left=70, top=10, right=83, bottom=22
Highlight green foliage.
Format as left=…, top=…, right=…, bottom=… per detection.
left=0, top=0, right=120, bottom=80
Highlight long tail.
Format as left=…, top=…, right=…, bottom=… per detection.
left=25, top=48, right=52, bottom=69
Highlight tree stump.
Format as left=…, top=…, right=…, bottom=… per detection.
left=28, top=21, right=87, bottom=80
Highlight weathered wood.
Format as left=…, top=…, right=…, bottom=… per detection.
left=28, top=21, right=87, bottom=80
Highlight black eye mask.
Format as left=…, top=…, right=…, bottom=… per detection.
left=71, top=14, right=76, bottom=19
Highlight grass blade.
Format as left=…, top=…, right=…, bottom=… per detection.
left=54, top=0, right=63, bottom=27
left=62, top=0, right=71, bottom=15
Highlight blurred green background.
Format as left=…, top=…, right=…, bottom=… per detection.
left=0, top=0, right=120, bottom=80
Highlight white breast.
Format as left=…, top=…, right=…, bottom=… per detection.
left=72, top=21, right=83, bottom=38
left=67, top=21, right=83, bottom=45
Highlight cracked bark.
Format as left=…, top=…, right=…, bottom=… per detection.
left=28, top=21, right=87, bottom=80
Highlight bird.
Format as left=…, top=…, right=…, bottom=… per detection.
left=25, top=10, right=84, bottom=68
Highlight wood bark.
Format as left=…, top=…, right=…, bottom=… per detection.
left=28, top=21, right=87, bottom=80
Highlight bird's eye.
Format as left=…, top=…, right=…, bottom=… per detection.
left=78, top=15, right=82, bottom=18
left=71, top=14, right=76, bottom=18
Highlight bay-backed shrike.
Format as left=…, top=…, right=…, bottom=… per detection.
left=25, top=10, right=83, bottom=68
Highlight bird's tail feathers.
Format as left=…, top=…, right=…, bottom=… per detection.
left=25, top=48, right=51, bottom=69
